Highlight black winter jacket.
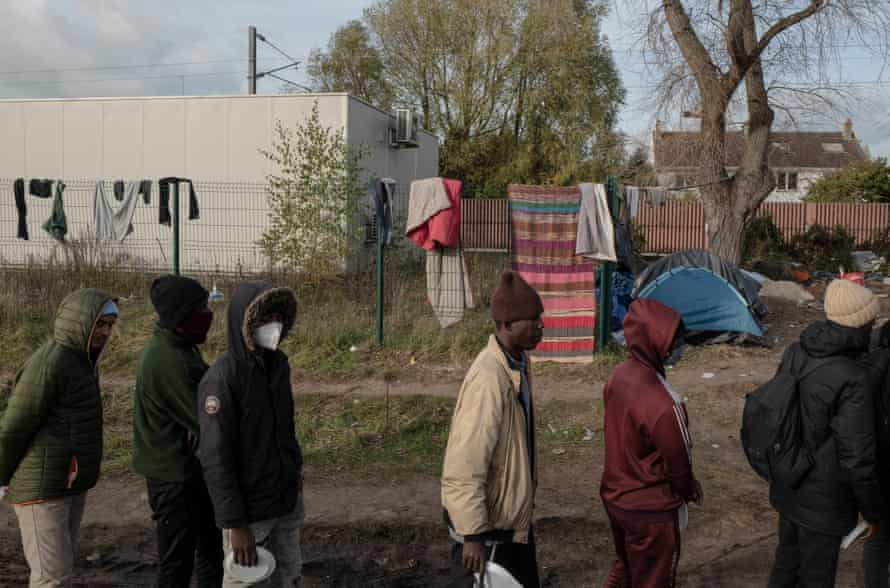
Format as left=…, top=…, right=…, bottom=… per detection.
left=197, top=281, right=301, bottom=529
left=769, top=321, right=883, bottom=536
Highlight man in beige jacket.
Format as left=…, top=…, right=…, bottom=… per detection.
left=442, top=270, right=545, bottom=588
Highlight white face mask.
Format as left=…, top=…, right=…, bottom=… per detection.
left=253, top=321, right=283, bottom=351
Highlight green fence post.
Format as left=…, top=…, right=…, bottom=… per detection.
left=596, top=176, right=618, bottom=352
left=172, top=180, right=180, bottom=276
left=376, top=213, right=384, bottom=346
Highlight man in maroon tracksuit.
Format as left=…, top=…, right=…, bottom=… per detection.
left=601, top=299, right=702, bottom=588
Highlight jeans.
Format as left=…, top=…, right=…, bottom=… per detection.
left=222, top=495, right=304, bottom=587
left=146, top=473, right=224, bottom=588
left=768, top=515, right=842, bottom=588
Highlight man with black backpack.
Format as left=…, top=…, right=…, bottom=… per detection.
left=765, top=279, right=882, bottom=588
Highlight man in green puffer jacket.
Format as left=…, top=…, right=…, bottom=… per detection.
left=0, top=288, right=118, bottom=588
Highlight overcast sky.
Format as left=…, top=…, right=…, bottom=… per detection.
left=2, top=1, right=888, bottom=156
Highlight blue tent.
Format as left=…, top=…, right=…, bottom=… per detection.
left=636, top=266, right=764, bottom=337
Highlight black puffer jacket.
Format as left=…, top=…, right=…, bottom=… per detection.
left=197, top=281, right=302, bottom=529
left=770, top=321, right=882, bottom=536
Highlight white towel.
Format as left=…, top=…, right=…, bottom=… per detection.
left=94, top=181, right=140, bottom=241
left=575, top=183, right=617, bottom=262
left=426, top=249, right=475, bottom=328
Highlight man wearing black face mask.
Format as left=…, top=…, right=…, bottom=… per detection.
left=134, top=275, right=223, bottom=587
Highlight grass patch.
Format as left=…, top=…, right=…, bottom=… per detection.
left=26, top=388, right=604, bottom=482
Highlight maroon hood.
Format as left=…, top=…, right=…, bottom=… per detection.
left=623, top=299, right=682, bottom=375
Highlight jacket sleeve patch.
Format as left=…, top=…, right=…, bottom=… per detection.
left=204, top=395, right=221, bottom=415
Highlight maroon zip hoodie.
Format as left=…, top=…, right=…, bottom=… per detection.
left=600, top=299, right=696, bottom=512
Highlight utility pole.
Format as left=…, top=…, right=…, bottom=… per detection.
left=248, top=25, right=257, bottom=94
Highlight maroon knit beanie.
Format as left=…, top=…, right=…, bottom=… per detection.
left=491, top=271, right=544, bottom=322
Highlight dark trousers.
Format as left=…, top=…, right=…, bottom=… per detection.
left=146, top=473, right=223, bottom=588
left=449, top=528, right=540, bottom=588
left=768, top=515, right=842, bottom=588
left=864, top=520, right=890, bottom=588
left=603, top=504, right=681, bottom=588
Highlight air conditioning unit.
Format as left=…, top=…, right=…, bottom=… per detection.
left=392, top=108, right=419, bottom=148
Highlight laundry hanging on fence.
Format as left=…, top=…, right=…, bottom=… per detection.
left=406, top=177, right=461, bottom=250
left=510, top=184, right=597, bottom=363
left=407, top=177, right=474, bottom=327
left=42, top=181, right=67, bottom=242
left=646, top=187, right=669, bottom=207
left=29, top=179, right=52, bottom=199
left=139, top=179, right=152, bottom=204
left=368, top=176, right=395, bottom=245
left=426, top=248, right=476, bottom=328
left=625, top=186, right=641, bottom=219
left=113, top=180, right=125, bottom=202
left=158, top=177, right=200, bottom=225
left=14, top=178, right=27, bottom=240
left=94, top=181, right=141, bottom=242
left=575, top=183, right=617, bottom=262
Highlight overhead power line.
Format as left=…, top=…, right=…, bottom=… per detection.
left=0, top=59, right=291, bottom=77
left=0, top=70, right=244, bottom=88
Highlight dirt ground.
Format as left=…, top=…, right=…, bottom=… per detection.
left=0, top=295, right=882, bottom=587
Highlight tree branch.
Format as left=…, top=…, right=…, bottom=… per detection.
left=661, top=0, right=725, bottom=91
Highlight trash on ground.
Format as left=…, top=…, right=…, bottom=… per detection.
left=759, top=280, right=816, bottom=306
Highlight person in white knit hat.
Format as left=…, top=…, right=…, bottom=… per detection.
left=768, top=279, right=883, bottom=588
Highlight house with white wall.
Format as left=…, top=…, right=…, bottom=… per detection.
left=650, top=119, right=867, bottom=202
left=0, top=92, right=439, bottom=272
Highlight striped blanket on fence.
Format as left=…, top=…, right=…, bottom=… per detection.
left=509, top=184, right=597, bottom=363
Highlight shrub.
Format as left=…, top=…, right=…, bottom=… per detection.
left=742, top=215, right=787, bottom=264
left=788, top=225, right=855, bottom=272
left=260, top=101, right=368, bottom=278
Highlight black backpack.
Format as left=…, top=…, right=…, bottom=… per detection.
left=741, top=350, right=835, bottom=488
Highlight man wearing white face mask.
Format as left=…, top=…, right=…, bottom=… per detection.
left=197, top=281, right=303, bottom=587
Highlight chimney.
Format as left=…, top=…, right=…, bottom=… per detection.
left=843, top=118, right=854, bottom=141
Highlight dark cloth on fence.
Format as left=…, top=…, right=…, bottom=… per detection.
left=768, top=515, right=843, bottom=588
left=42, top=181, right=67, bottom=242
left=29, top=179, right=52, bottom=199
left=140, top=179, right=152, bottom=204
left=158, top=178, right=200, bottom=226
left=14, top=178, right=27, bottom=240
left=146, top=470, right=223, bottom=588
left=114, top=180, right=125, bottom=202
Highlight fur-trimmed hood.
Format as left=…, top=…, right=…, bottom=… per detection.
left=227, top=281, right=297, bottom=359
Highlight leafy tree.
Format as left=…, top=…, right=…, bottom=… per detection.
left=365, top=0, right=625, bottom=196
left=805, top=159, right=890, bottom=203
left=307, top=20, right=393, bottom=110
left=260, top=102, right=367, bottom=277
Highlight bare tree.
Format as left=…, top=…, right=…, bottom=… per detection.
left=637, top=0, right=890, bottom=263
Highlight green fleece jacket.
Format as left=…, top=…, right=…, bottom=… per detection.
left=133, top=327, right=208, bottom=482
left=0, top=288, right=113, bottom=503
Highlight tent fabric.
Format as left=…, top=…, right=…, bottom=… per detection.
left=636, top=267, right=764, bottom=337
left=633, top=250, right=767, bottom=320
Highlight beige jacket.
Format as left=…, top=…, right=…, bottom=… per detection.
left=442, top=335, right=537, bottom=544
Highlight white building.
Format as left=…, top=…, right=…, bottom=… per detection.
left=650, top=119, right=867, bottom=202
left=0, top=93, right=439, bottom=273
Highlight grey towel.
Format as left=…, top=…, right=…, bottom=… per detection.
left=647, top=187, right=669, bottom=207
left=426, top=249, right=475, bottom=328
left=626, top=186, right=641, bottom=219
left=575, top=183, right=617, bottom=262
left=94, top=181, right=141, bottom=241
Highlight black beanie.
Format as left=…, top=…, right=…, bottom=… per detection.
left=150, top=275, right=209, bottom=330
left=491, top=270, right=544, bottom=322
